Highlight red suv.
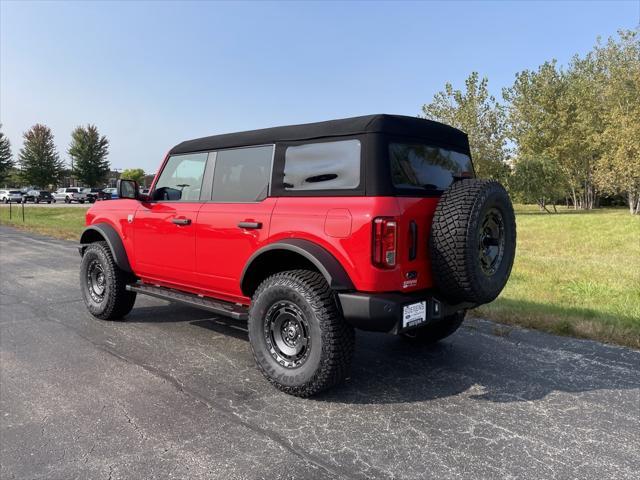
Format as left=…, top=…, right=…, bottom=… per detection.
left=79, top=115, right=516, bottom=396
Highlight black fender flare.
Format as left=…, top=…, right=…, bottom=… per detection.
left=240, top=239, right=354, bottom=295
left=79, top=223, right=132, bottom=273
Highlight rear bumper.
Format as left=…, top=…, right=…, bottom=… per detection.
left=337, top=290, right=472, bottom=334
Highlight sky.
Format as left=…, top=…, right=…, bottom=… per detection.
left=1, top=0, right=638, bottom=173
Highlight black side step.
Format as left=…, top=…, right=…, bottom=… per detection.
left=126, top=283, right=248, bottom=320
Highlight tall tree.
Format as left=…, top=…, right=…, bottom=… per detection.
left=509, top=156, right=567, bottom=212
left=422, top=72, right=510, bottom=181
left=120, top=168, right=145, bottom=184
left=0, top=124, right=14, bottom=185
left=18, top=124, right=64, bottom=188
left=502, top=61, right=594, bottom=208
left=592, top=30, right=640, bottom=214
left=68, top=124, right=110, bottom=187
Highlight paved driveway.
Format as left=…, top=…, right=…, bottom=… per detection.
left=1, top=226, right=638, bottom=479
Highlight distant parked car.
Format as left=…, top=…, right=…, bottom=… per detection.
left=0, top=190, right=25, bottom=203
left=82, top=188, right=108, bottom=203
left=102, top=188, right=118, bottom=200
left=23, top=190, right=53, bottom=204
left=52, top=187, right=88, bottom=204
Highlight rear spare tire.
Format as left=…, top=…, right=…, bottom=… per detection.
left=429, top=179, right=516, bottom=305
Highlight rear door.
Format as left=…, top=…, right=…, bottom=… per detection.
left=133, top=152, right=210, bottom=287
left=194, top=145, right=276, bottom=300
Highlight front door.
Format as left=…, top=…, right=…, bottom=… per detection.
left=134, top=152, right=210, bottom=287
left=194, top=145, right=275, bottom=301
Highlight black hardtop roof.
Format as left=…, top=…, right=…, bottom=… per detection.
left=170, top=114, right=469, bottom=155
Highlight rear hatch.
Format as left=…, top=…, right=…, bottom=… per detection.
left=374, top=142, right=474, bottom=291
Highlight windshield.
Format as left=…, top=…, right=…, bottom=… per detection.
left=389, top=143, right=473, bottom=192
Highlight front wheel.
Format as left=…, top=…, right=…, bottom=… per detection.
left=401, top=311, right=466, bottom=344
left=80, top=241, right=136, bottom=320
left=248, top=270, right=355, bottom=397
left=64, top=197, right=70, bottom=204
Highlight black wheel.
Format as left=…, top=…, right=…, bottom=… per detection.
left=80, top=241, right=136, bottom=320
left=47, top=201, right=51, bottom=204
left=401, top=311, right=465, bottom=344
left=430, top=179, right=516, bottom=305
left=65, top=197, right=70, bottom=204
left=80, top=200, right=85, bottom=204
left=35, top=199, right=39, bottom=204
left=248, top=270, right=355, bottom=397
left=2, top=198, right=7, bottom=203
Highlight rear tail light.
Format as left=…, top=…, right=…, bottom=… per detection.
left=372, top=217, right=397, bottom=268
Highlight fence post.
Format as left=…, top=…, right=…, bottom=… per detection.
left=8, top=201, right=11, bottom=219
left=22, top=201, right=25, bottom=222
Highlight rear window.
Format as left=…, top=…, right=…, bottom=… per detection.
left=389, top=143, right=473, bottom=192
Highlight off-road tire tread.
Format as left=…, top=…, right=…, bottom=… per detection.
left=429, top=179, right=515, bottom=304
left=81, top=241, right=136, bottom=320
left=249, top=270, right=355, bottom=397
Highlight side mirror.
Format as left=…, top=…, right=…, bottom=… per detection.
left=117, top=179, right=139, bottom=200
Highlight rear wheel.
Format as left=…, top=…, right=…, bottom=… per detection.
left=64, top=197, right=70, bottom=204
left=401, top=311, right=465, bottom=344
left=248, top=270, right=355, bottom=397
left=80, top=241, right=136, bottom=320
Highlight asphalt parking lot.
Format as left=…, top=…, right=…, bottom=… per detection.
left=1, top=226, right=639, bottom=480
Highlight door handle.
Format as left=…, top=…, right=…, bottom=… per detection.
left=238, top=221, right=262, bottom=229
left=172, top=218, right=192, bottom=226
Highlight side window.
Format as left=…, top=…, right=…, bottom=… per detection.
left=283, top=139, right=361, bottom=191
left=211, top=145, right=273, bottom=202
left=152, top=152, right=208, bottom=201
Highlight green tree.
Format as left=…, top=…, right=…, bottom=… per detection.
left=120, top=168, right=145, bottom=184
left=18, top=124, right=64, bottom=188
left=68, top=124, right=110, bottom=187
left=591, top=30, right=640, bottom=215
left=0, top=125, right=14, bottom=185
left=502, top=61, right=581, bottom=205
left=422, top=72, right=510, bottom=181
left=509, top=156, right=567, bottom=212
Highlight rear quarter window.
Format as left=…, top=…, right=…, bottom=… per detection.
left=283, top=139, right=361, bottom=191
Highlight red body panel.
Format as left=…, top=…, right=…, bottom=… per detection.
left=193, top=199, right=277, bottom=302
left=85, top=194, right=440, bottom=302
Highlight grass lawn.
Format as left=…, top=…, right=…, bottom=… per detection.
left=2, top=203, right=639, bottom=347
left=0, top=205, right=88, bottom=241
left=474, top=205, right=640, bottom=348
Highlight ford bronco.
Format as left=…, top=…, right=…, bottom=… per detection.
left=79, top=114, right=516, bottom=396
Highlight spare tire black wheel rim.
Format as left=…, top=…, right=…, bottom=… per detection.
left=264, top=301, right=311, bottom=369
left=87, top=260, right=107, bottom=303
left=478, top=208, right=505, bottom=276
